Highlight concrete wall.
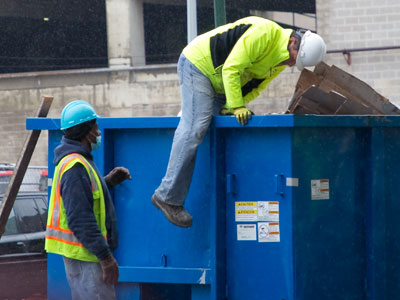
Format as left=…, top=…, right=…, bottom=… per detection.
left=106, top=0, right=146, bottom=67
left=0, top=65, right=299, bottom=166
left=317, top=0, right=400, bottom=105
left=3, top=0, right=400, bottom=166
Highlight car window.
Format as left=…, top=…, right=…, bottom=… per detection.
left=34, top=197, right=48, bottom=227
left=3, top=208, right=18, bottom=236
left=13, top=198, right=44, bottom=233
left=0, top=171, right=12, bottom=194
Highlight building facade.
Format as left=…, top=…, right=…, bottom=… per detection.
left=0, top=0, right=399, bottom=165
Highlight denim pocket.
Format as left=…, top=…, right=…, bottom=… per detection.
left=64, top=257, right=82, bottom=278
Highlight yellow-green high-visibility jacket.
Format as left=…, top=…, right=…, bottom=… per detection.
left=182, top=16, right=293, bottom=109
left=45, top=153, right=107, bottom=262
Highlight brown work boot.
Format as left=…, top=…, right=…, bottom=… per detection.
left=152, top=194, right=193, bottom=228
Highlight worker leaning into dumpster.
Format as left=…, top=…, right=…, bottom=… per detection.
left=45, top=100, right=131, bottom=300
left=152, top=16, right=327, bottom=228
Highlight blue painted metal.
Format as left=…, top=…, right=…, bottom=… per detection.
left=224, top=126, right=294, bottom=300
left=291, top=127, right=366, bottom=299
left=116, top=283, right=140, bottom=300
left=27, top=115, right=400, bottom=300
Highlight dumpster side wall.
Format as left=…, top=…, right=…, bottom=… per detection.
left=292, top=127, right=367, bottom=300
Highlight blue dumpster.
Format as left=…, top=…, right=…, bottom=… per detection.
left=27, top=115, right=400, bottom=300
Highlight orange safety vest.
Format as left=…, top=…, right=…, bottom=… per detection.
left=45, top=153, right=107, bottom=262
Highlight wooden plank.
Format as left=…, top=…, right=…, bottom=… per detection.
left=289, top=86, right=376, bottom=115
left=295, top=68, right=322, bottom=93
left=320, top=65, right=400, bottom=114
left=292, top=105, right=315, bottom=115
left=286, top=88, right=304, bottom=113
left=295, top=99, right=321, bottom=114
left=287, top=61, right=400, bottom=115
left=302, top=88, right=339, bottom=114
left=313, top=61, right=331, bottom=77
left=286, top=68, right=322, bottom=113
left=337, top=98, right=375, bottom=115
left=317, top=78, right=382, bottom=114
left=0, top=95, right=53, bottom=237
left=291, top=86, right=343, bottom=115
left=313, top=90, right=345, bottom=113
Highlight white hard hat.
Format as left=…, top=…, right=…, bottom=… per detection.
left=296, top=30, right=327, bottom=71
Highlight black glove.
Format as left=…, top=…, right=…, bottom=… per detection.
left=99, top=254, right=119, bottom=284
left=105, top=167, right=131, bottom=186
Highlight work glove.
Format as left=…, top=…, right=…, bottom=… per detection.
left=220, top=106, right=253, bottom=125
left=105, top=167, right=131, bottom=187
left=99, top=254, right=119, bottom=284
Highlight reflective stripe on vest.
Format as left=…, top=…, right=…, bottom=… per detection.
left=46, top=153, right=106, bottom=248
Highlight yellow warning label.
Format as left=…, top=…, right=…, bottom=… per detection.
left=237, top=210, right=257, bottom=214
left=235, top=202, right=257, bottom=206
left=235, top=202, right=258, bottom=221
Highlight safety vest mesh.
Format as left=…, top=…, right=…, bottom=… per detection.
left=45, top=153, right=107, bottom=262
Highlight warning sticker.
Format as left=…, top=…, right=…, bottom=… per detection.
left=258, top=222, right=280, bottom=242
left=237, top=224, right=257, bottom=241
left=311, top=179, right=330, bottom=200
left=235, top=202, right=258, bottom=222
left=257, top=201, right=279, bottom=221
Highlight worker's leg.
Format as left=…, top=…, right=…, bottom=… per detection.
left=63, top=256, right=116, bottom=300
left=155, top=54, right=214, bottom=206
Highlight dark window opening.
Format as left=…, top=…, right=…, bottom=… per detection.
left=4, top=208, right=18, bottom=236
left=0, top=0, right=108, bottom=74
left=143, top=1, right=316, bottom=65
left=143, top=4, right=187, bottom=65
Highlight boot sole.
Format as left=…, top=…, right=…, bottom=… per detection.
left=152, top=195, right=192, bottom=228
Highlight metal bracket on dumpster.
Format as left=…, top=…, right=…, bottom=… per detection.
left=226, top=174, right=236, bottom=195
left=274, top=174, right=285, bottom=196
left=161, top=254, right=167, bottom=267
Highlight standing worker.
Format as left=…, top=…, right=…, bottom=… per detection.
left=45, top=100, right=131, bottom=299
left=152, top=16, right=326, bottom=228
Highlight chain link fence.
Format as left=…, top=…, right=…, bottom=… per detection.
left=0, top=165, right=48, bottom=194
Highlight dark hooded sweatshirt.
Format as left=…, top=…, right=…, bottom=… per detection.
left=53, top=136, right=118, bottom=260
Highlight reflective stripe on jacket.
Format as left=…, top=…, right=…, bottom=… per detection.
left=45, top=153, right=107, bottom=262
left=182, top=16, right=293, bottom=109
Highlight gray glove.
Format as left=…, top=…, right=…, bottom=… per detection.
left=99, top=254, right=119, bottom=284
left=105, top=167, right=131, bottom=186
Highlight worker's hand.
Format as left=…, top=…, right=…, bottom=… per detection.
left=105, top=167, right=131, bottom=186
left=99, top=254, right=119, bottom=284
left=220, top=106, right=253, bottom=125
left=233, top=107, right=253, bottom=125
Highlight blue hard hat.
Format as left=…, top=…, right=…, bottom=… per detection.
left=60, top=100, right=98, bottom=130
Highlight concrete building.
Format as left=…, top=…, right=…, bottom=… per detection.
left=0, top=0, right=399, bottom=165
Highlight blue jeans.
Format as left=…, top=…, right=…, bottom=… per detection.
left=63, top=256, right=116, bottom=300
left=155, top=54, right=224, bottom=206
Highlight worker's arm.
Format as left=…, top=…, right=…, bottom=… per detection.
left=222, top=28, right=271, bottom=109
left=242, top=65, right=287, bottom=105
left=61, top=164, right=111, bottom=260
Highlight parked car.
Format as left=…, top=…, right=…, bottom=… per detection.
left=0, top=192, right=48, bottom=299
left=0, top=163, right=14, bottom=171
